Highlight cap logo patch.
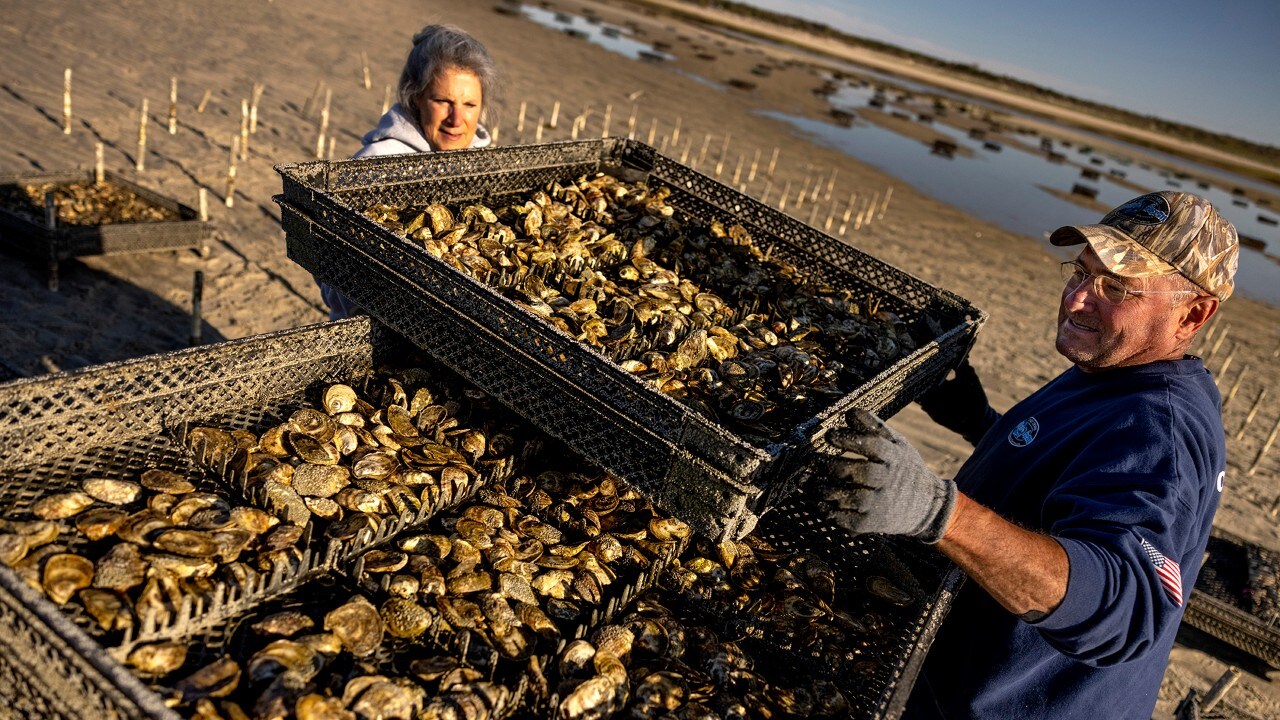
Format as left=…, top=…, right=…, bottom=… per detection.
left=1105, top=194, right=1169, bottom=226
left=1008, top=417, right=1039, bottom=447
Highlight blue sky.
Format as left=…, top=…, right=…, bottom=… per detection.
left=733, top=0, right=1280, bottom=147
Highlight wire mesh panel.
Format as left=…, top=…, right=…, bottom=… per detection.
left=1183, top=528, right=1280, bottom=668
left=0, top=316, right=960, bottom=718
left=753, top=498, right=962, bottom=719
left=0, top=170, right=210, bottom=261
left=276, top=138, right=985, bottom=541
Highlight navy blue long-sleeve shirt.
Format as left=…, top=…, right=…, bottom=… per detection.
left=905, top=357, right=1225, bottom=719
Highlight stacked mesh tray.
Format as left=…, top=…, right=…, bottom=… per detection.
left=0, top=170, right=210, bottom=262
left=1183, top=527, right=1280, bottom=668
left=276, top=138, right=986, bottom=541
left=0, top=317, right=958, bottom=719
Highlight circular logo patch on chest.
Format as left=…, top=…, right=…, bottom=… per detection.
left=1008, top=417, right=1040, bottom=447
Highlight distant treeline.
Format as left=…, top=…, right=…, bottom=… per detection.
left=674, top=0, right=1280, bottom=168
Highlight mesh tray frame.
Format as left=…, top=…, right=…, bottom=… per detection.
left=0, top=170, right=211, bottom=261
left=276, top=139, right=985, bottom=541
left=1183, top=528, right=1280, bottom=668
left=0, top=317, right=958, bottom=718
left=0, top=318, right=424, bottom=716
left=749, top=498, right=961, bottom=719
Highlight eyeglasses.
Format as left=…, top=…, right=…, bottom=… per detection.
left=1059, top=261, right=1198, bottom=304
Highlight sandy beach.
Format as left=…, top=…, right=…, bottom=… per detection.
left=0, top=0, right=1277, bottom=716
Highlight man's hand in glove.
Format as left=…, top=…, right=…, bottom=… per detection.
left=812, top=409, right=958, bottom=543
left=915, top=358, right=1000, bottom=445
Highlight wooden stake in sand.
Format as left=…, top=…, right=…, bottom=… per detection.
left=225, top=136, right=239, bottom=208
left=864, top=191, right=881, bottom=227
left=1235, top=386, right=1268, bottom=441
left=1200, top=668, right=1242, bottom=714
left=360, top=51, right=372, bottom=90
left=808, top=173, right=822, bottom=204
left=240, top=99, right=250, bottom=161
left=1222, top=364, right=1250, bottom=410
left=824, top=168, right=837, bottom=202
left=549, top=100, right=561, bottom=129
left=807, top=202, right=820, bottom=227
left=671, top=116, right=681, bottom=146
left=168, top=77, right=178, bottom=134
left=250, top=82, right=264, bottom=133
left=198, top=188, right=208, bottom=222
left=879, top=186, right=894, bottom=219
left=327, top=135, right=336, bottom=161
left=196, top=88, right=212, bottom=113
left=601, top=104, right=612, bottom=138
left=136, top=98, right=149, bottom=172
left=1205, top=323, right=1231, bottom=364
left=748, top=148, right=761, bottom=183
left=517, top=101, right=527, bottom=134
left=778, top=180, right=791, bottom=212
left=45, top=191, right=58, bottom=290
left=658, top=134, right=669, bottom=154
left=679, top=138, right=692, bottom=165
left=731, top=154, right=743, bottom=186
left=760, top=179, right=773, bottom=205
left=824, top=200, right=836, bottom=232
left=315, top=89, right=332, bottom=159
left=794, top=176, right=810, bottom=211
left=381, top=84, right=392, bottom=116
left=535, top=117, right=544, bottom=143
left=626, top=105, right=637, bottom=139
left=63, top=68, right=72, bottom=135
left=190, top=270, right=204, bottom=347
left=302, top=80, right=323, bottom=117
left=838, top=191, right=857, bottom=234
left=714, top=134, right=731, bottom=178
left=94, top=142, right=104, bottom=185
left=646, top=117, right=658, bottom=146
left=1216, top=341, right=1238, bottom=379
left=491, top=125, right=500, bottom=145
left=1247, top=412, right=1280, bottom=476
left=696, top=133, right=712, bottom=167
left=767, top=147, right=779, bottom=177
left=570, top=116, right=580, bottom=141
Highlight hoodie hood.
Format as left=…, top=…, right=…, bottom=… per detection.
left=355, top=104, right=491, bottom=158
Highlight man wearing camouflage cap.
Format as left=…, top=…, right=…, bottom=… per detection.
left=809, top=191, right=1237, bottom=718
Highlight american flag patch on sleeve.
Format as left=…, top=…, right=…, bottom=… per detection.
left=1140, top=538, right=1183, bottom=607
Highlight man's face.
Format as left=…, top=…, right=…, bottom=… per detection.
left=416, top=67, right=482, bottom=151
left=1055, top=247, right=1194, bottom=371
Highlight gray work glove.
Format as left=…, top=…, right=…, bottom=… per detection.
left=812, top=409, right=958, bottom=544
left=915, top=358, right=1000, bottom=446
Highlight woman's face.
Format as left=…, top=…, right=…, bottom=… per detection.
left=416, top=67, right=482, bottom=151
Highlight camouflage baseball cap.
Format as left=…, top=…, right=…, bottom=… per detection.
left=1050, top=191, right=1239, bottom=300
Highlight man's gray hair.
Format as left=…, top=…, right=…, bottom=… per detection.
left=398, top=24, right=500, bottom=125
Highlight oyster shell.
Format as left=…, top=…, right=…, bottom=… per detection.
left=126, top=641, right=188, bottom=677
left=81, top=477, right=142, bottom=505
left=32, top=491, right=95, bottom=520
left=324, top=596, right=383, bottom=657
left=43, top=553, right=94, bottom=604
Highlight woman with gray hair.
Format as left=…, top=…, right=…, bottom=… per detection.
left=323, top=24, right=500, bottom=318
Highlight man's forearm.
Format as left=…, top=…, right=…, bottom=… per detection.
left=936, top=492, right=1069, bottom=618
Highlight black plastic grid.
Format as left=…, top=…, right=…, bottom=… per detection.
left=0, top=170, right=211, bottom=261
left=276, top=138, right=984, bottom=542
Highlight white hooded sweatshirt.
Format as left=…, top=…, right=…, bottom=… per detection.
left=352, top=103, right=492, bottom=158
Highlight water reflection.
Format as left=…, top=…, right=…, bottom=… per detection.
left=521, top=6, right=674, bottom=62
left=760, top=110, right=1280, bottom=306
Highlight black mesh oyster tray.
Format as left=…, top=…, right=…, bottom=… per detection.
left=0, top=318, right=524, bottom=718
left=0, top=170, right=211, bottom=264
left=276, top=138, right=986, bottom=542
left=1183, top=527, right=1280, bottom=668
